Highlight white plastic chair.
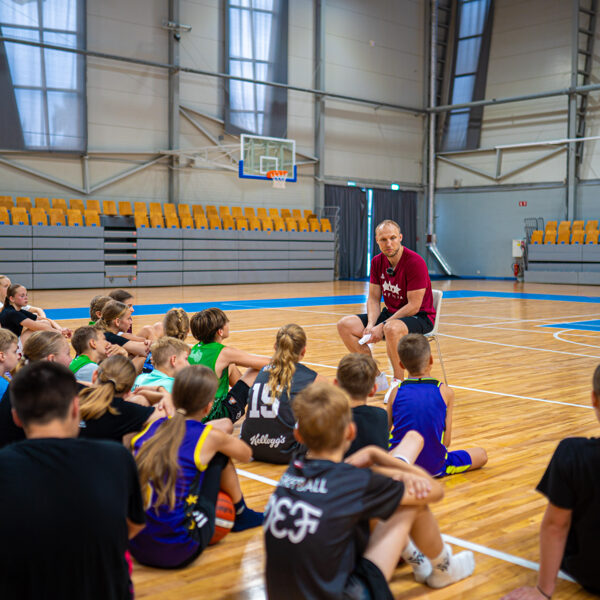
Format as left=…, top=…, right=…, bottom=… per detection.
left=426, top=289, right=447, bottom=384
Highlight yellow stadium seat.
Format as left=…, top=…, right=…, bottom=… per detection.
left=530, top=230, right=543, bottom=244
left=222, top=215, right=235, bottom=230
left=272, top=217, right=285, bottom=231
left=297, top=218, right=309, bottom=232
left=231, top=206, right=243, bottom=218
left=134, top=213, right=149, bottom=229
left=150, top=214, right=164, bottom=228
left=165, top=215, right=180, bottom=229
left=178, top=204, right=192, bottom=219
left=10, top=206, right=29, bottom=225
left=0, top=197, right=13, bottom=209
left=235, top=218, right=248, bottom=231
left=261, top=218, right=273, bottom=232
left=16, top=197, right=31, bottom=210
left=572, top=220, right=584, bottom=231
left=257, top=207, right=268, bottom=219
left=571, top=230, right=584, bottom=245
left=219, top=206, right=231, bottom=218
left=545, top=220, right=557, bottom=232
left=557, top=230, right=570, bottom=245
left=191, top=204, right=205, bottom=219
left=48, top=208, right=65, bottom=226
left=586, top=220, right=598, bottom=232
left=0, top=207, right=9, bottom=224
left=303, top=209, right=315, bottom=219
left=149, top=202, right=163, bottom=215
left=321, top=218, right=332, bottom=233
left=244, top=206, right=256, bottom=219
left=52, top=198, right=68, bottom=211
left=87, top=199, right=101, bottom=213
left=544, top=230, right=556, bottom=244
left=103, top=200, right=117, bottom=216
left=285, top=218, right=297, bottom=232
left=268, top=208, right=280, bottom=219
left=30, top=207, right=47, bottom=226
left=206, top=205, right=218, bottom=216
left=83, top=209, right=101, bottom=227
left=118, top=201, right=133, bottom=216
left=70, top=199, right=85, bottom=212
left=134, top=202, right=147, bottom=215
left=164, top=203, right=177, bottom=218
left=180, top=216, right=194, bottom=229
left=66, top=209, right=83, bottom=227
left=248, top=217, right=261, bottom=231
left=558, top=220, right=570, bottom=234
left=35, top=197, right=50, bottom=210
left=309, top=218, right=321, bottom=232
left=586, top=229, right=599, bottom=244
left=209, top=216, right=222, bottom=230
left=195, top=214, right=208, bottom=229
left=281, top=208, right=292, bottom=219
left=292, top=209, right=302, bottom=219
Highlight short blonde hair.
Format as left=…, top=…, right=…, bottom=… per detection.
left=151, top=336, right=190, bottom=367
left=0, top=329, right=17, bottom=353
left=293, top=381, right=351, bottom=452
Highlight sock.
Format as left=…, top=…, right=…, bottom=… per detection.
left=232, top=497, right=264, bottom=532
left=426, top=543, right=475, bottom=589
left=401, top=539, right=432, bottom=583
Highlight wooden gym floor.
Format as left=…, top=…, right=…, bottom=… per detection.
left=34, top=279, right=600, bottom=599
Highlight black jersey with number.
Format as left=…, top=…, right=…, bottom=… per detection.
left=240, top=363, right=317, bottom=464
left=264, top=454, right=404, bottom=600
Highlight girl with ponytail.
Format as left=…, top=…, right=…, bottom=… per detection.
left=136, top=307, right=191, bottom=342
left=240, top=324, right=328, bottom=464
left=129, top=364, right=263, bottom=569
left=77, top=354, right=165, bottom=442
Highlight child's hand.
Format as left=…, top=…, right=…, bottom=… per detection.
left=345, top=447, right=375, bottom=468
left=399, top=472, right=431, bottom=499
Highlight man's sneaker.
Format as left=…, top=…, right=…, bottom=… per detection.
left=426, top=544, right=475, bottom=588
left=383, top=378, right=401, bottom=404
left=375, top=372, right=389, bottom=393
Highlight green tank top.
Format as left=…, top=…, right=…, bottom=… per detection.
left=189, top=341, right=229, bottom=400
left=69, top=354, right=94, bottom=374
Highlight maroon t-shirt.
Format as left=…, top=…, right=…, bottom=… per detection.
left=369, top=248, right=436, bottom=325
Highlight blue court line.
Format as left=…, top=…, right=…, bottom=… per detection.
left=44, top=289, right=600, bottom=320
left=541, top=320, right=600, bottom=332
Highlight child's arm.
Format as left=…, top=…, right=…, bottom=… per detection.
left=123, top=340, right=150, bottom=357
left=386, top=394, right=394, bottom=429
left=216, top=346, right=270, bottom=376
left=26, top=305, right=47, bottom=319
left=200, top=427, right=252, bottom=465
left=440, top=383, right=454, bottom=448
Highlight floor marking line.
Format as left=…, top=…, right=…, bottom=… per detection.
left=553, top=330, right=600, bottom=350
left=236, top=322, right=337, bottom=334
left=234, top=469, right=574, bottom=580
left=475, top=311, right=600, bottom=327
left=439, top=333, right=600, bottom=360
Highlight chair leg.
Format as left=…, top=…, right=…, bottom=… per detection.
left=434, top=336, right=448, bottom=385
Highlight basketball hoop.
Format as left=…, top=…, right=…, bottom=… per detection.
left=266, top=170, right=288, bottom=189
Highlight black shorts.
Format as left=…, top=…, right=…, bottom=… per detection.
left=224, top=379, right=250, bottom=423
left=343, top=557, right=393, bottom=600
left=357, top=309, right=434, bottom=335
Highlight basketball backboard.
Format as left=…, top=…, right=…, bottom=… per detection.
left=239, top=134, right=297, bottom=182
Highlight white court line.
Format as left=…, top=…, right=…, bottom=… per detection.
left=234, top=469, right=574, bottom=580
left=553, top=330, right=600, bottom=350
left=439, top=332, right=600, bottom=360
left=478, top=311, right=600, bottom=327
left=236, top=322, right=337, bottom=334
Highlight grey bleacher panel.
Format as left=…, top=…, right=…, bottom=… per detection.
left=289, top=269, right=334, bottom=282
left=527, top=262, right=582, bottom=272
left=287, top=250, right=334, bottom=260
left=290, top=259, right=335, bottom=269
left=527, top=245, right=582, bottom=261
left=583, top=272, right=600, bottom=284
left=137, top=272, right=183, bottom=286
left=137, top=228, right=181, bottom=240
left=237, top=240, right=290, bottom=251
left=244, top=260, right=289, bottom=270
left=105, top=265, right=137, bottom=275
left=32, top=237, right=104, bottom=250
left=33, top=273, right=105, bottom=289
left=236, top=250, right=289, bottom=260
left=183, top=260, right=238, bottom=271
left=137, top=250, right=182, bottom=261
left=2, top=262, right=32, bottom=273
left=524, top=271, right=579, bottom=284
left=0, top=225, right=31, bottom=238
left=33, top=225, right=103, bottom=238
left=237, top=270, right=285, bottom=284
left=106, top=253, right=135, bottom=261
left=33, top=249, right=103, bottom=261
left=1, top=236, right=32, bottom=248
left=34, top=261, right=105, bottom=273
left=184, top=251, right=239, bottom=261
left=137, top=261, right=183, bottom=272
left=183, top=271, right=238, bottom=285
left=582, top=246, right=600, bottom=261
left=183, top=240, right=237, bottom=251
left=136, top=238, right=183, bottom=250
left=526, top=243, right=600, bottom=285
left=181, top=229, right=237, bottom=241
left=2, top=249, right=32, bottom=261
left=5, top=274, right=33, bottom=288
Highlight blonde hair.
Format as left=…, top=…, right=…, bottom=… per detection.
left=267, top=324, right=306, bottom=399
left=96, top=300, right=129, bottom=331
left=0, top=328, right=17, bottom=353
left=293, top=381, right=352, bottom=452
left=4, top=283, right=24, bottom=309
left=15, top=331, right=67, bottom=372
left=163, top=308, right=190, bottom=340
left=135, top=365, right=218, bottom=510
left=89, top=295, right=112, bottom=321
left=78, top=355, right=136, bottom=420
left=150, top=336, right=190, bottom=368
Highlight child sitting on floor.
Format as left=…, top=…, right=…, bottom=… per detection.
left=133, top=336, right=190, bottom=393
left=129, top=364, right=263, bottom=569
left=335, top=353, right=389, bottom=458
left=69, top=326, right=117, bottom=382
left=388, top=333, right=487, bottom=477
left=88, top=295, right=112, bottom=326
left=136, top=307, right=190, bottom=342
left=264, top=380, right=475, bottom=599
left=0, top=329, right=19, bottom=397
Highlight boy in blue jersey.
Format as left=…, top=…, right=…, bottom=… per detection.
left=388, top=334, right=487, bottom=477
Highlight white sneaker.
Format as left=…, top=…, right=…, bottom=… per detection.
left=375, top=372, right=389, bottom=393
left=426, top=544, right=475, bottom=588
left=383, top=378, right=400, bottom=404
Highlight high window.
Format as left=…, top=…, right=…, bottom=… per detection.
left=0, top=0, right=86, bottom=152
left=442, top=0, right=493, bottom=151
left=224, top=0, right=288, bottom=138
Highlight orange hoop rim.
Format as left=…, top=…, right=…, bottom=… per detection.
left=266, top=170, right=288, bottom=179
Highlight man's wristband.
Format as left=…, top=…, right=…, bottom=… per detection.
left=536, top=585, right=551, bottom=599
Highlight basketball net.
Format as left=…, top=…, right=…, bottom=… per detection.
left=266, top=170, right=288, bottom=189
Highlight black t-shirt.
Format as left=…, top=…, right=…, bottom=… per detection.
left=345, top=405, right=389, bottom=458
left=0, top=437, right=145, bottom=600
left=264, top=455, right=404, bottom=600
left=0, top=305, right=37, bottom=337
left=79, top=397, right=154, bottom=442
left=103, top=331, right=128, bottom=347
left=537, top=437, right=600, bottom=594
left=241, top=363, right=317, bottom=464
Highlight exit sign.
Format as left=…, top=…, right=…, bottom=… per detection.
left=518, top=201, right=527, bottom=207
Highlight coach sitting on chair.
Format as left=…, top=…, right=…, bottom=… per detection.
left=337, top=219, right=436, bottom=395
